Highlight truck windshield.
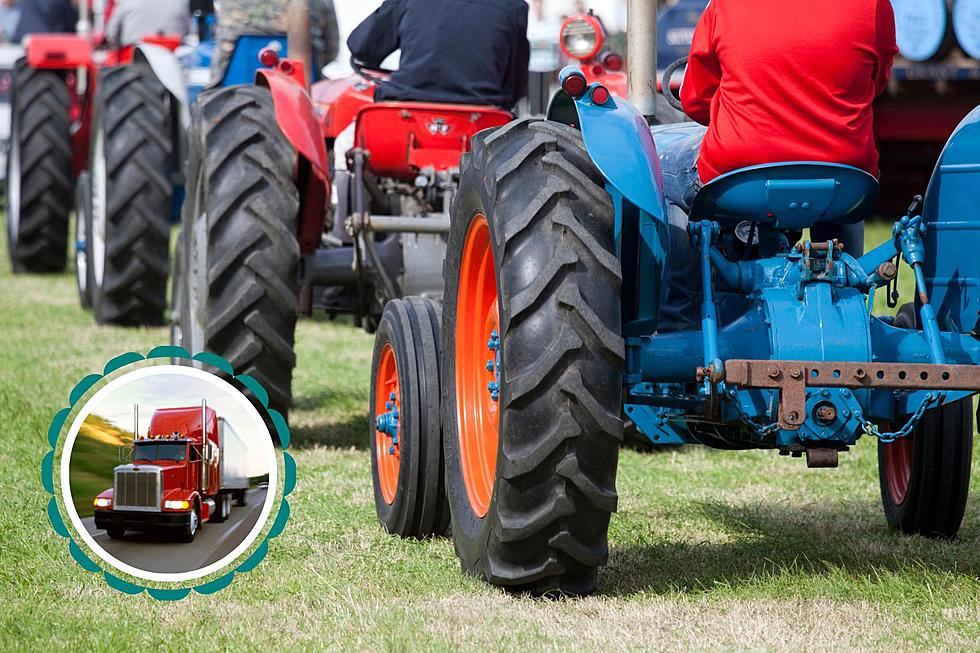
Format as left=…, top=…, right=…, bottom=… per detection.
left=133, top=443, right=187, bottom=461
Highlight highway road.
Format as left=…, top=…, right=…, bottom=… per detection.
left=81, top=487, right=267, bottom=574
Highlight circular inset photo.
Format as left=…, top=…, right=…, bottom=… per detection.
left=60, top=365, right=279, bottom=582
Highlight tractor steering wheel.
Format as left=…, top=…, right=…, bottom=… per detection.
left=351, top=56, right=393, bottom=83
left=662, top=56, right=688, bottom=113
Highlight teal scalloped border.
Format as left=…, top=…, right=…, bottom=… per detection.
left=41, top=346, right=295, bottom=600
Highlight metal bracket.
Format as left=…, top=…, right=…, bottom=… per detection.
left=723, top=359, right=980, bottom=431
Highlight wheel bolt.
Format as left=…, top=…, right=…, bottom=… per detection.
left=486, top=359, right=494, bottom=371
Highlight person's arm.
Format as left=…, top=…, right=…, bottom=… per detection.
left=347, top=0, right=401, bottom=67
left=873, top=0, right=898, bottom=96
left=679, top=2, right=719, bottom=126
left=508, top=5, right=530, bottom=108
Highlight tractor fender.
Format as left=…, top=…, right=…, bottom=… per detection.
left=921, top=105, right=980, bottom=334
left=256, top=68, right=329, bottom=181
left=569, top=89, right=668, bottom=222
left=133, top=44, right=189, bottom=129
left=24, top=34, right=92, bottom=68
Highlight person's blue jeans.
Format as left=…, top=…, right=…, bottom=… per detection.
left=650, top=123, right=866, bottom=333
left=652, top=124, right=707, bottom=332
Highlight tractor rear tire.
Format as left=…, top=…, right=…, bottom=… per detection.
left=370, top=297, right=451, bottom=538
left=87, top=64, right=173, bottom=326
left=5, top=60, right=72, bottom=273
left=171, top=85, right=299, bottom=416
left=877, top=303, right=973, bottom=539
left=442, top=118, right=624, bottom=595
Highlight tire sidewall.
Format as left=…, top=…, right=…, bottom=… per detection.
left=441, top=170, right=499, bottom=572
left=370, top=303, right=421, bottom=533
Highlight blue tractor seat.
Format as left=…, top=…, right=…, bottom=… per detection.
left=688, top=162, right=880, bottom=229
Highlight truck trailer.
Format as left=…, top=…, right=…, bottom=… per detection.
left=93, top=403, right=253, bottom=542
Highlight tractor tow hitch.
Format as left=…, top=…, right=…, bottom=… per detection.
left=721, top=360, right=980, bottom=432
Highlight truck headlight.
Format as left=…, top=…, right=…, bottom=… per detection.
left=93, top=497, right=111, bottom=508
left=164, top=500, right=190, bottom=510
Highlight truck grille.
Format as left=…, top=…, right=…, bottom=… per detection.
left=113, top=466, right=162, bottom=511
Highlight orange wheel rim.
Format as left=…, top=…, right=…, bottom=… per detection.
left=455, top=213, right=500, bottom=518
left=883, top=436, right=913, bottom=505
left=375, top=342, right=400, bottom=504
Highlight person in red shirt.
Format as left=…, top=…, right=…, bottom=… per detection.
left=657, top=0, right=898, bottom=331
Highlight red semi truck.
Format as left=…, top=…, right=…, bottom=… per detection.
left=93, top=403, right=251, bottom=543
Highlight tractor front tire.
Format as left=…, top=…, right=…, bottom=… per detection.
left=370, top=297, right=450, bottom=538
left=171, top=85, right=299, bottom=416
left=5, top=60, right=72, bottom=273
left=87, top=64, right=174, bottom=325
left=877, top=303, right=973, bottom=539
left=442, top=118, right=624, bottom=595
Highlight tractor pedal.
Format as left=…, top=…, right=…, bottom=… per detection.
left=805, top=447, right=839, bottom=468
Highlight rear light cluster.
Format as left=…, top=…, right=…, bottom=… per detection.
left=559, top=67, right=612, bottom=106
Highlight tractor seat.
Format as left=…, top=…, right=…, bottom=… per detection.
left=687, top=162, right=880, bottom=229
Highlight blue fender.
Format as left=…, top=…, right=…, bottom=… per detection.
left=921, top=105, right=980, bottom=334
left=570, top=88, right=668, bottom=221
left=566, top=81, right=670, bottom=333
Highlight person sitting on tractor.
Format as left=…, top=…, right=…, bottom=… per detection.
left=209, top=0, right=338, bottom=84
left=11, top=0, right=76, bottom=43
left=657, top=0, right=898, bottom=331
left=103, top=0, right=190, bottom=46
left=347, top=0, right=530, bottom=110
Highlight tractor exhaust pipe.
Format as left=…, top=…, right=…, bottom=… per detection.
left=627, top=0, right=658, bottom=122
left=200, top=399, right=208, bottom=492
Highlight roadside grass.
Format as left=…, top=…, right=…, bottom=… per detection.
left=0, top=220, right=977, bottom=651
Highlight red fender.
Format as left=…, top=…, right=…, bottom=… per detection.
left=255, top=66, right=329, bottom=182
left=25, top=34, right=94, bottom=68
left=256, top=64, right=330, bottom=255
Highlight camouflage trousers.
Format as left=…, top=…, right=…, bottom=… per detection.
left=210, top=0, right=339, bottom=83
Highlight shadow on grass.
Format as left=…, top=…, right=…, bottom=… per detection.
left=290, top=411, right=370, bottom=450
left=601, top=499, right=980, bottom=597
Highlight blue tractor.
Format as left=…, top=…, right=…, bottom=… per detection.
left=368, top=0, right=978, bottom=595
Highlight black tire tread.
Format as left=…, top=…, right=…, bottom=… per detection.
left=6, top=60, right=71, bottom=272
left=877, top=303, right=973, bottom=539
left=445, top=118, right=623, bottom=595
left=92, top=64, right=173, bottom=325
left=176, top=85, right=299, bottom=413
left=371, top=297, right=450, bottom=537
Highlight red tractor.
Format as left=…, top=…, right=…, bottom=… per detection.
left=169, top=38, right=512, bottom=416
left=5, top=6, right=198, bottom=327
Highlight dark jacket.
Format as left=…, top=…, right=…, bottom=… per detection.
left=348, top=0, right=529, bottom=109
left=12, top=0, right=77, bottom=42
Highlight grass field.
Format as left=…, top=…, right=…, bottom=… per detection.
left=1, top=221, right=978, bottom=652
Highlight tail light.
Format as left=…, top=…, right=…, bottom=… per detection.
left=258, top=48, right=279, bottom=68
left=603, top=52, right=624, bottom=71
left=590, top=85, right=611, bottom=106
left=559, top=66, right=588, bottom=98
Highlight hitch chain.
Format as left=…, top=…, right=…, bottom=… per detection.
left=862, top=392, right=943, bottom=443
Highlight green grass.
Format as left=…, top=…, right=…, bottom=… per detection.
left=1, top=221, right=977, bottom=651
